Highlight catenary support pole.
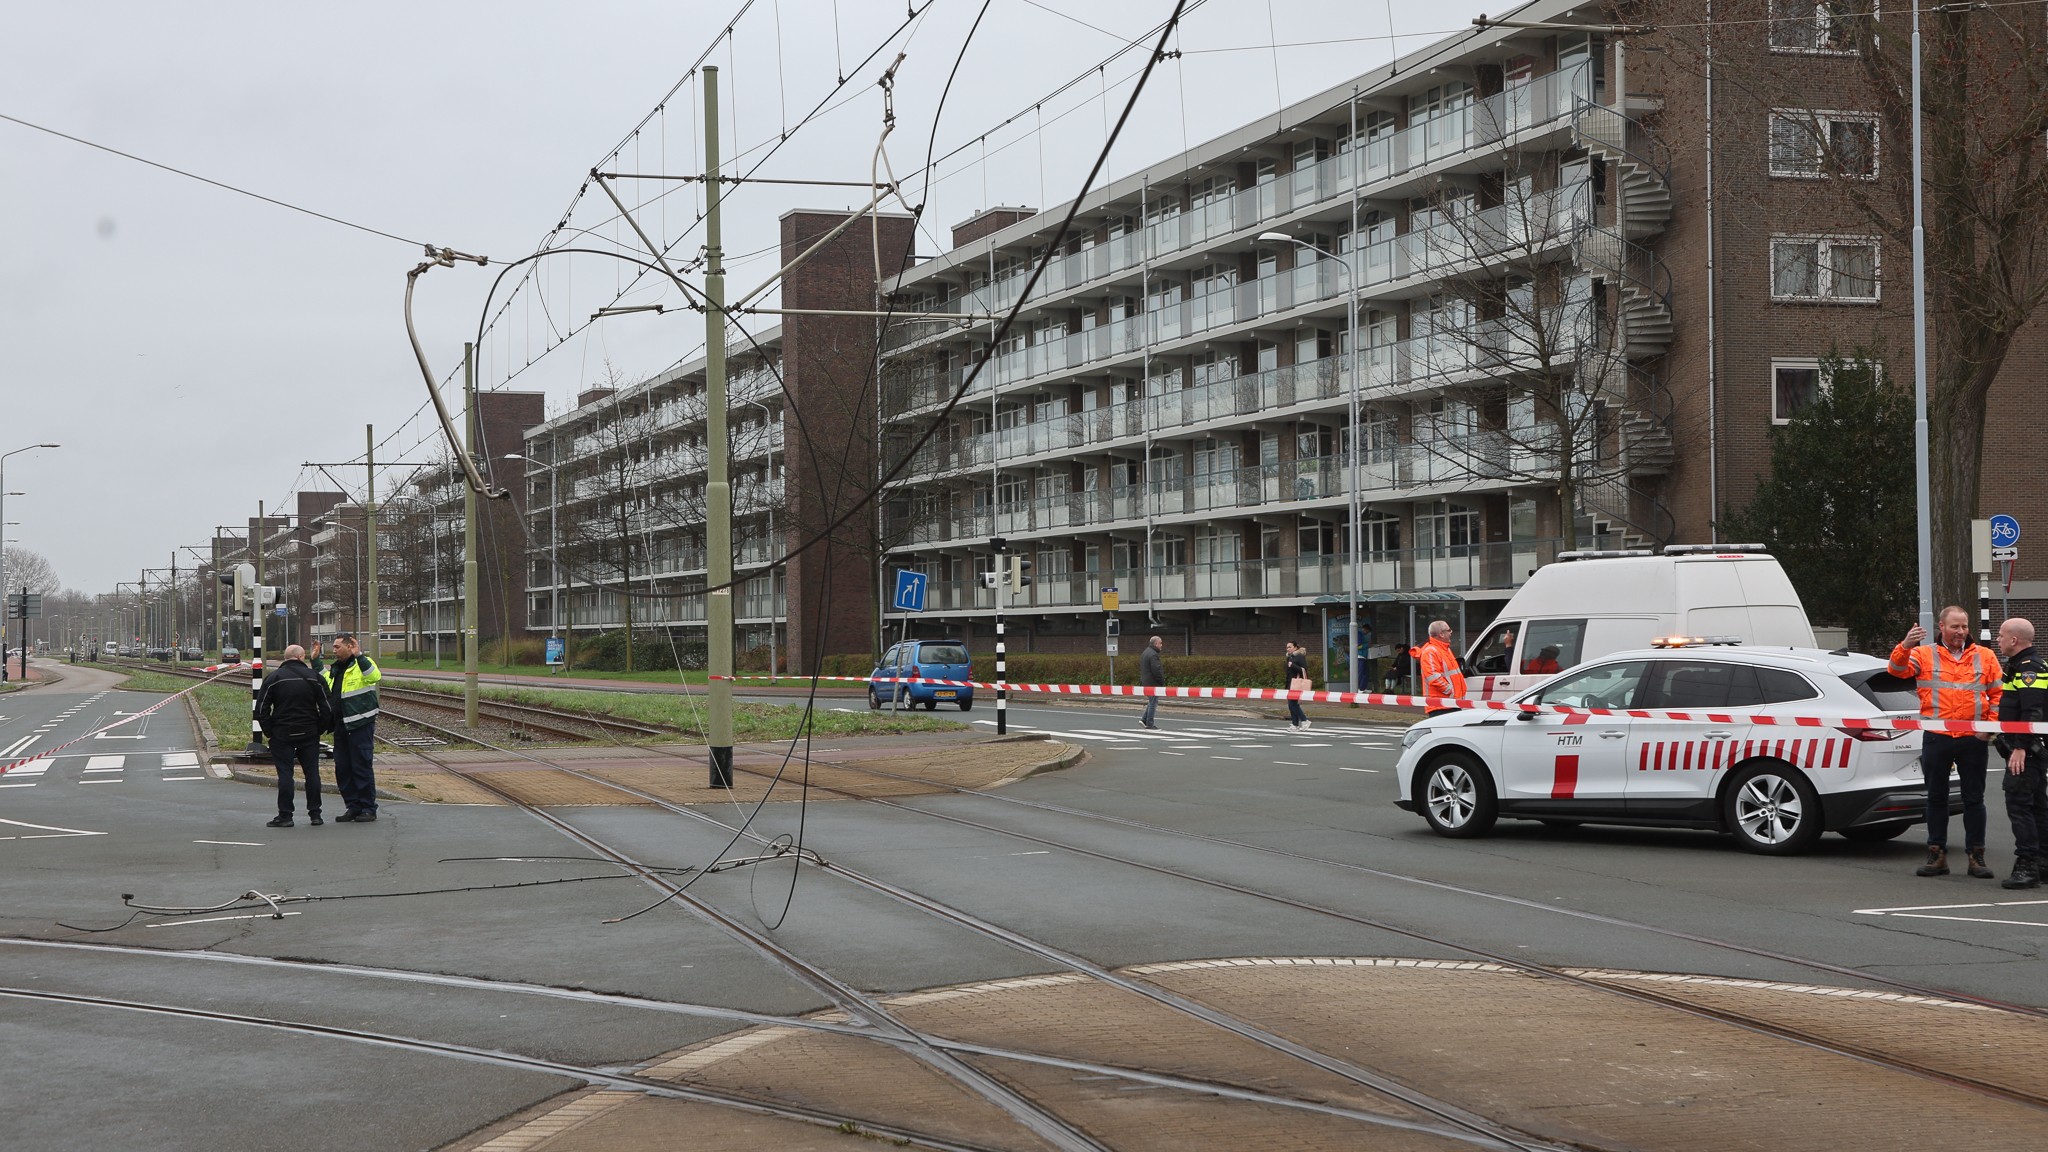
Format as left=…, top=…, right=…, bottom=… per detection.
left=464, top=343, right=480, bottom=729
left=1911, top=3, right=1934, bottom=634
left=366, top=425, right=378, bottom=660
left=704, top=66, right=735, bottom=789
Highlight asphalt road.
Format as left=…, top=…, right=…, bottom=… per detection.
left=2, top=661, right=2042, bottom=1151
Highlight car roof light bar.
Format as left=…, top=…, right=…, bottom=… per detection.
left=1556, top=549, right=1654, bottom=561
left=1649, top=635, right=1746, bottom=647
left=1663, top=543, right=1770, bottom=554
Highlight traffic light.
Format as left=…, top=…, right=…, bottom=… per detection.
left=222, top=563, right=257, bottom=613
left=1009, top=556, right=1033, bottom=593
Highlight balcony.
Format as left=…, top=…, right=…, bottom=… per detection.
left=888, top=441, right=1557, bottom=545
left=918, top=63, right=1599, bottom=317
left=885, top=186, right=1594, bottom=413
left=882, top=540, right=1565, bottom=617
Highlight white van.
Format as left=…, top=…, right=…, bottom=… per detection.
left=1462, top=545, right=1818, bottom=701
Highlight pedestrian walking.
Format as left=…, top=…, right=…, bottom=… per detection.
left=1285, top=642, right=1311, bottom=731
left=253, top=643, right=332, bottom=828
left=1994, top=617, right=2048, bottom=889
left=312, top=633, right=384, bottom=822
left=1409, top=620, right=1467, bottom=717
left=1890, top=607, right=2003, bottom=877
left=1139, top=634, right=1165, bottom=730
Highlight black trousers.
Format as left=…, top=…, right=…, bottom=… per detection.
left=1922, top=731, right=1989, bottom=849
left=2007, top=768, right=2048, bottom=860
left=332, top=723, right=377, bottom=814
left=269, top=736, right=323, bottom=816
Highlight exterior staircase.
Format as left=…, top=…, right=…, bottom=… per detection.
left=1573, top=101, right=1674, bottom=240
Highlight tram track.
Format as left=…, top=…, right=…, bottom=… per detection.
left=92, top=655, right=2048, bottom=1127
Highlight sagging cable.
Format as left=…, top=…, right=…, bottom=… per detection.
left=404, top=243, right=506, bottom=501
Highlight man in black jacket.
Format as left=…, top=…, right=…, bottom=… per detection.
left=254, top=644, right=333, bottom=828
left=1995, top=618, right=2048, bottom=889
left=1139, top=635, right=1165, bottom=730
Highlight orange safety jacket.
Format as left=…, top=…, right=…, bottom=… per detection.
left=1410, top=637, right=1467, bottom=701
left=1887, top=641, right=2003, bottom=721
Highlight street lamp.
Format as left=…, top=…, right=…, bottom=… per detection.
left=0, top=443, right=58, bottom=681
left=1260, top=230, right=1365, bottom=689
left=503, top=454, right=563, bottom=673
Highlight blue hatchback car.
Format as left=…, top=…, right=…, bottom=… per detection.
left=869, top=640, right=974, bottom=711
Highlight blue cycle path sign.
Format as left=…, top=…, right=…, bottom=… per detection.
left=892, top=569, right=927, bottom=613
left=1991, top=515, right=2020, bottom=548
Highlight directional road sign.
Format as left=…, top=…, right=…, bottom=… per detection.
left=1993, top=546, right=2019, bottom=563
left=892, top=569, right=928, bottom=613
left=1991, top=515, right=2021, bottom=549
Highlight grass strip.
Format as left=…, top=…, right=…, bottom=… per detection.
left=385, top=678, right=969, bottom=742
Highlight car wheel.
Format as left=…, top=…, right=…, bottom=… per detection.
left=1723, top=762, right=1825, bottom=855
left=923, top=700, right=937, bottom=711
left=1416, top=753, right=1498, bottom=838
left=1839, top=821, right=1914, bottom=843
left=958, top=699, right=973, bottom=711
left=867, top=688, right=881, bottom=711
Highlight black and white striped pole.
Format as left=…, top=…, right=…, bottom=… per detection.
left=992, top=536, right=1007, bottom=736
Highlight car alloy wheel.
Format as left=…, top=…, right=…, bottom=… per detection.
left=1724, top=763, right=1824, bottom=855
left=1417, top=753, right=1497, bottom=838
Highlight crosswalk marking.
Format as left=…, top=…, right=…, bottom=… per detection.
left=161, top=752, right=200, bottom=767
left=86, top=756, right=125, bottom=770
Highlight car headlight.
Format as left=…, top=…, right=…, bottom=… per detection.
left=1401, top=727, right=1426, bottom=749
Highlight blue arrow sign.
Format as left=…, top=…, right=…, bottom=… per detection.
left=1991, top=514, right=2020, bottom=548
left=892, top=569, right=927, bottom=613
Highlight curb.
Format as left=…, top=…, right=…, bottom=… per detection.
left=227, top=765, right=412, bottom=803
left=991, top=739, right=1087, bottom=782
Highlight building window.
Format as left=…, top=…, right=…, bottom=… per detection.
left=1771, top=237, right=1879, bottom=302
left=1769, top=0, right=1866, bottom=53
left=1771, top=359, right=1824, bottom=424
left=1769, top=111, right=1878, bottom=178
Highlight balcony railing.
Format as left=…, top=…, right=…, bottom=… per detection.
left=899, top=309, right=1593, bottom=478
left=883, top=541, right=1565, bottom=615
left=887, top=442, right=1557, bottom=544
left=920, top=64, right=1597, bottom=318
left=531, top=588, right=784, bottom=630
left=886, top=186, right=1594, bottom=413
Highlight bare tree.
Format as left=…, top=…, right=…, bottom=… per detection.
left=3, top=546, right=59, bottom=594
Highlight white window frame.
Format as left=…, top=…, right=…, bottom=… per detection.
left=1769, top=358, right=1825, bottom=425
left=1769, top=109, right=1880, bottom=179
left=1769, top=234, right=1882, bottom=303
left=1769, top=0, right=1870, bottom=55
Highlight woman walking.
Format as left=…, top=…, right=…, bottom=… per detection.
left=1285, top=642, right=1311, bottom=731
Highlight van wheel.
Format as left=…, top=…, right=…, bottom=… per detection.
left=1839, top=821, right=1913, bottom=843
left=1416, top=754, right=1497, bottom=838
left=1723, top=762, right=1824, bottom=855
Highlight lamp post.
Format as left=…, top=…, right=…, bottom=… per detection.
left=0, top=443, right=58, bottom=682
left=503, top=454, right=562, bottom=673
left=1261, top=231, right=1363, bottom=688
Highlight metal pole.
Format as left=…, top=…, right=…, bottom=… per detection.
left=704, top=66, right=736, bottom=789
left=170, top=551, right=178, bottom=667
left=1911, top=3, right=1934, bottom=634
left=366, top=425, right=379, bottom=660
left=1346, top=85, right=1363, bottom=695
left=464, top=343, right=481, bottom=728
left=249, top=503, right=265, bottom=754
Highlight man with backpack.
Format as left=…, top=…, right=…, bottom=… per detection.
left=254, top=643, right=333, bottom=828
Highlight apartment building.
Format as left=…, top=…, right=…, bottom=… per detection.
left=871, top=0, right=2048, bottom=675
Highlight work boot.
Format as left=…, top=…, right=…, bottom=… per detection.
left=2001, top=857, right=2041, bottom=890
left=265, top=815, right=293, bottom=828
left=1967, top=848, right=1994, bottom=879
left=1916, top=845, right=1950, bottom=876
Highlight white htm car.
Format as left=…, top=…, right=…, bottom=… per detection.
left=1395, top=640, right=1942, bottom=855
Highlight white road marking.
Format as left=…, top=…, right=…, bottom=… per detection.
left=1275, top=761, right=1307, bottom=766
left=193, top=840, right=265, bottom=846
left=147, top=912, right=301, bottom=928
left=0, top=817, right=106, bottom=838
left=1230, top=745, right=1270, bottom=749
left=0, top=735, right=38, bottom=757
left=1338, top=767, right=1380, bottom=773
left=1853, top=899, right=2048, bottom=927
left=161, top=752, right=199, bottom=767
left=1157, top=751, right=1185, bottom=756
left=4, top=759, right=51, bottom=776
left=161, top=776, right=205, bottom=781
left=1293, top=743, right=1331, bottom=747
left=78, top=780, right=122, bottom=785
left=82, top=768, right=125, bottom=773
left=1211, top=756, right=1243, bottom=761
left=1074, top=729, right=1177, bottom=741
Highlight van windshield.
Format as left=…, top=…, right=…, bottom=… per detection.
left=1521, top=619, right=1586, bottom=675
left=918, top=644, right=969, bottom=665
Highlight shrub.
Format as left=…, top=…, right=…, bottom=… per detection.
left=572, top=630, right=707, bottom=671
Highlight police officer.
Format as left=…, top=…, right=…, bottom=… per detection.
left=1994, top=617, right=2048, bottom=889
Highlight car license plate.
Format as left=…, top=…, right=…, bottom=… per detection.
left=935, top=690, right=956, bottom=697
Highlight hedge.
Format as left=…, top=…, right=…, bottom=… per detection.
left=816, top=651, right=1322, bottom=690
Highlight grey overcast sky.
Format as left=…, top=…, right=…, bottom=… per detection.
left=2, top=0, right=1491, bottom=593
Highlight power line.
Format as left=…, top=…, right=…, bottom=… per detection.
left=0, top=111, right=430, bottom=248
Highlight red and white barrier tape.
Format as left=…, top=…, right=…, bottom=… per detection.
left=1, top=665, right=248, bottom=774
left=712, top=674, right=2045, bottom=736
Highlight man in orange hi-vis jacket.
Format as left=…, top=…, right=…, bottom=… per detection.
left=1410, top=620, right=1467, bottom=718
left=1891, top=606, right=2004, bottom=879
